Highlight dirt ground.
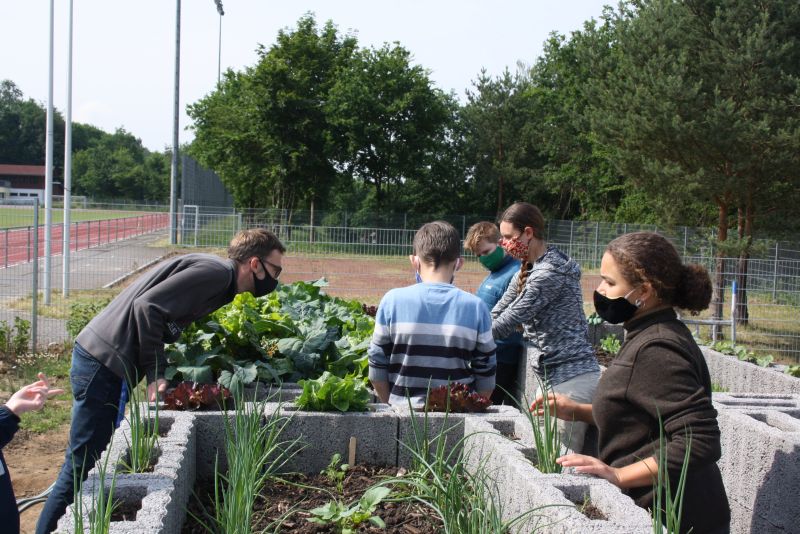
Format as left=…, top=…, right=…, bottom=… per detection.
left=5, top=424, right=70, bottom=533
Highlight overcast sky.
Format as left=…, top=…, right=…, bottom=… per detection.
left=4, top=1, right=610, bottom=152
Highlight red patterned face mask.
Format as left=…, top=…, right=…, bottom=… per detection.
left=500, top=236, right=529, bottom=261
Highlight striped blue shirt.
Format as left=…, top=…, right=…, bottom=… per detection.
left=368, top=282, right=497, bottom=406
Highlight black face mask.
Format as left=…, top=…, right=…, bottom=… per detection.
left=593, top=289, right=639, bottom=324
left=253, top=259, right=279, bottom=297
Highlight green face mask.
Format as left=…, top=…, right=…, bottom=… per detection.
left=478, top=245, right=505, bottom=271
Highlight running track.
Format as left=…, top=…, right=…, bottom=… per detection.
left=0, top=213, right=169, bottom=268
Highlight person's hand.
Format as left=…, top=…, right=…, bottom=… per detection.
left=147, top=378, right=168, bottom=402
left=5, top=373, right=65, bottom=416
left=556, top=453, right=621, bottom=486
left=529, top=392, right=579, bottom=421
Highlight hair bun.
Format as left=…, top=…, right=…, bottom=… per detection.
left=674, top=264, right=712, bottom=313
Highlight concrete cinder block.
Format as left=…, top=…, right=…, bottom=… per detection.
left=702, top=347, right=800, bottom=395
left=463, top=418, right=652, bottom=533
left=394, top=404, right=520, bottom=468
left=717, top=409, right=800, bottom=534
left=463, top=419, right=650, bottom=533
left=55, top=478, right=173, bottom=534
left=278, top=403, right=398, bottom=473
left=713, top=392, right=800, bottom=413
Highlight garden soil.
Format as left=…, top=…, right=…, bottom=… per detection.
left=183, top=464, right=442, bottom=533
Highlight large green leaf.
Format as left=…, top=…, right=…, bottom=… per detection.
left=176, top=365, right=213, bottom=384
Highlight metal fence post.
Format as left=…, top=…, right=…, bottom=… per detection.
left=31, top=198, right=39, bottom=353
left=594, top=222, right=600, bottom=267
left=683, top=226, right=688, bottom=258
left=772, top=241, right=780, bottom=303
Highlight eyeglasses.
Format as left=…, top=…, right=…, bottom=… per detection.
left=258, top=258, right=283, bottom=279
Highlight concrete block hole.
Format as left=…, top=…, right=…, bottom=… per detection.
left=89, top=486, right=146, bottom=523
left=554, top=484, right=608, bottom=521
left=488, top=420, right=516, bottom=438
left=745, top=412, right=800, bottom=433
left=117, top=446, right=162, bottom=472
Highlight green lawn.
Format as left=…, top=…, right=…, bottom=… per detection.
left=0, top=207, right=160, bottom=229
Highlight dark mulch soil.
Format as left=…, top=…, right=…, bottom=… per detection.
left=182, top=465, right=442, bottom=534
left=577, top=501, right=608, bottom=521
left=594, top=347, right=616, bottom=367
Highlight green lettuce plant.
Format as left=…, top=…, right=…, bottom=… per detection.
left=295, top=371, right=371, bottom=412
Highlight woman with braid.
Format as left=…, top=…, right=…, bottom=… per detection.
left=491, top=202, right=599, bottom=453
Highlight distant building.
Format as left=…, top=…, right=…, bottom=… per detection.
left=0, top=164, right=63, bottom=201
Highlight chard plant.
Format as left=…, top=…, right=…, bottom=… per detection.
left=307, top=485, right=391, bottom=533
left=193, top=389, right=303, bottom=534
left=120, top=370, right=159, bottom=473
left=651, top=423, right=692, bottom=534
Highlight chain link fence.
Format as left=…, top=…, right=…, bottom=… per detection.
left=1, top=203, right=799, bottom=361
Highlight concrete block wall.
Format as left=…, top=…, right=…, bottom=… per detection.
left=61, top=389, right=800, bottom=534
left=716, top=405, right=800, bottom=534
left=277, top=403, right=398, bottom=473
left=55, top=410, right=197, bottom=533
left=702, top=346, right=800, bottom=394
left=392, top=403, right=520, bottom=467
left=462, top=418, right=652, bottom=533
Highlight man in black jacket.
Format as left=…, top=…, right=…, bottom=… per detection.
left=36, top=228, right=286, bottom=534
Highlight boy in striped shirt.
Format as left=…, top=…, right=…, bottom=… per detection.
left=368, top=221, right=497, bottom=406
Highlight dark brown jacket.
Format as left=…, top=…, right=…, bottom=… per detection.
left=593, top=308, right=730, bottom=533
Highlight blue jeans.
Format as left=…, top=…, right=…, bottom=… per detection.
left=36, top=343, right=122, bottom=534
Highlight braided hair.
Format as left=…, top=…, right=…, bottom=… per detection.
left=499, top=202, right=546, bottom=294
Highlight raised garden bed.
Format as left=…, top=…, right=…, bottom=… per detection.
left=182, top=464, right=442, bottom=533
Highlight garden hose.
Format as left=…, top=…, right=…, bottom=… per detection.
left=16, top=482, right=54, bottom=513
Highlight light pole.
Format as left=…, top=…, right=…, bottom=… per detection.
left=44, top=0, right=55, bottom=305
left=169, top=0, right=181, bottom=245
left=169, top=1, right=226, bottom=245
left=215, top=1, right=224, bottom=84
left=63, top=0, right=75, bottom=297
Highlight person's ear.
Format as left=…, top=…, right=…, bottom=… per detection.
left=409, top=255, right=420, bottom=271
left=638, top=281, right=656, bottom=306
left=455, top=257, right=463, bottom=272
left=523, top=226, right=535, bottom=240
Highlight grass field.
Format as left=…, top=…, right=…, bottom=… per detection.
left=0, top=206, right=156, bottom=229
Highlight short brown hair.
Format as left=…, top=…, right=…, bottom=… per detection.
left=464, top=222, right=501, bottom=253
left=227, top=228, right=286, bottom=262
left=606, top=231, right=712, bottom=313
left=412, top=221, right=460, bottom=269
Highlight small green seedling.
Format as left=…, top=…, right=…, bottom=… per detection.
left=308, top=486, right=391, bottom=533
left=322, top=453, right=349, bottom=493
left=599, top=334, right=621, bottom=355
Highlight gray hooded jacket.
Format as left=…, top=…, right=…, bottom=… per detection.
left=491, top=245, right=598, bottom=386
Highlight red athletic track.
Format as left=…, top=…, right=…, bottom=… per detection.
left=0, top=213, right=169, bottom=268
